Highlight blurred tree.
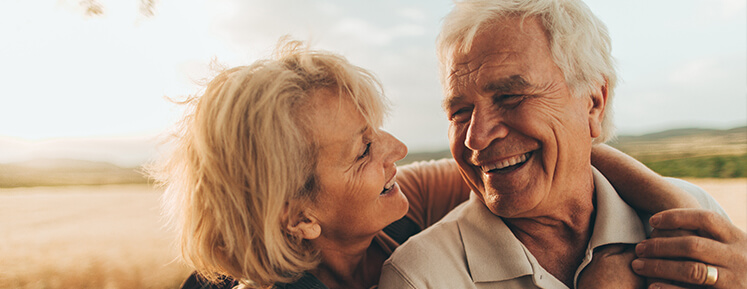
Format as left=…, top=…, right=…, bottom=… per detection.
left=80, top=0, right=103, bottom=16
left=79, top=0, right=157, bottom=17
left=139, top=0, right=157, bottom=17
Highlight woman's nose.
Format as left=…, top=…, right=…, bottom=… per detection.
left=382, top=130, right=408, bottom=164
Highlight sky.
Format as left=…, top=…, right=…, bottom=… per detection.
left=0, top=0, right=745, bottom=165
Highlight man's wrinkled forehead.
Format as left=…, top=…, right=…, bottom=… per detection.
left=443, top=17, right=550, bottom=81
left=442, top=16, right=548, bottom=71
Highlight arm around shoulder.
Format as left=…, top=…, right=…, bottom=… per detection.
left=591, top=144, right=700, bottom=213
left=397, top=158, right=471, bottom=228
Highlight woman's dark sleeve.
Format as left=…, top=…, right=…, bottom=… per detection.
left=179, top=272, right=237, bottom=289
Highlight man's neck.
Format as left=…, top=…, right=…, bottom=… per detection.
left=503, top=188, right=597, bottom=287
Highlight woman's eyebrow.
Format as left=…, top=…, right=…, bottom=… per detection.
left=349, top=126, right=369, bottom=157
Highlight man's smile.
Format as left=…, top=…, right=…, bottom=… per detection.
left=479, top=151, right=533, bottom=173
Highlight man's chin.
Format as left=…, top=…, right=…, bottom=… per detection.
left=480, top=189, right=540, bottom=218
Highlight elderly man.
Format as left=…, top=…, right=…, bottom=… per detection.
left=379, top=0, right=746, bottom=288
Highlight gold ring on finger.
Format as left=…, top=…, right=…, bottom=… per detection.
left=703, top=264, right=718, bottom=286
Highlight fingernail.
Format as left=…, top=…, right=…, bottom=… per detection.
left=650, top=215, right=661, bottom=227
left=631, top=259, right=643, bottom=271
left=649, top=284, right=660, bottom=289
left=635, top=242, right=646, bottom=256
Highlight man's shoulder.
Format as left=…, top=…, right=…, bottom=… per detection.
left=389, top=202, right=466, bottom=263
left=386, top=221, right=463, bottom=266
left=380, top=202, right=471, bottom=288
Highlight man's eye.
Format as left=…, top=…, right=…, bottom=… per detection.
left=497, top=94, right=526, bottom=108
left=450, top=108, right=472, bottom=123
left=358, top=142, right=371, bottom=159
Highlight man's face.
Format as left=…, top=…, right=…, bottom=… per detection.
left=443, top=16, right=606, bottom=218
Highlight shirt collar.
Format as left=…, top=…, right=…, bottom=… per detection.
left=588, top=166, right=646, bottom=249
left=457, top=194, right=534, bottom=283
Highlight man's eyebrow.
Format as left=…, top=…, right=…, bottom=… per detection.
left=442, top=75, right=532, bottom=110
left=442, top=94, right=466, bottom=111
left=484, top=75, right=532, bottom=93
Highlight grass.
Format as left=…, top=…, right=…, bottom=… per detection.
left=642, top=154, right=747, bottom=178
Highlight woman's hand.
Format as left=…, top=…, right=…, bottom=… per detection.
left=631, top=209, right=747, bottom=288
left=578, top=244, right=645, bottom=289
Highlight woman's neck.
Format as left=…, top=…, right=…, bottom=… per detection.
left=309, top=234, right=386, bottom=289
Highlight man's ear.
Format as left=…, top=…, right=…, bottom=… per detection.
left=588, top=79, right=609, bottom=138
left=287, top=211, right=321, bottom=240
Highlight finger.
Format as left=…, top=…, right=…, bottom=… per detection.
left=636, top=236, right=730, bottom=265
left=648, top=282, right=694, bottom=289
left=650, top=228, right=697, bottom=238
left=632, top=258, right=721, bottom=287
left=650, top=209, right=734, bottom=242
left=645, top=278, right=675, bottom=289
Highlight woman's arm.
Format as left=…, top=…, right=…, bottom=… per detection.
left=591, top=144, right=700, bottom=212
left=397, top=159, right=471, bottom=229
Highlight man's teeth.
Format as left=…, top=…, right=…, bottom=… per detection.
left=481, top=152, right=530, bottom=173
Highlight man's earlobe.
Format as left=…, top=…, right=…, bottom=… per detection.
left=588, top=80, right=609, bottom=138
left=287, top=213, right=321, bottom=240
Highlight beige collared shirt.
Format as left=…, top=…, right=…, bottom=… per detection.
left=378, top=167, right=647, bottom=289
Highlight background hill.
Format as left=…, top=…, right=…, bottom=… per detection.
left=611, top=126, right=747, bottom=161
left=1, top=126, right=744, bottom=188
left=0, top=159, right=147, bottom=188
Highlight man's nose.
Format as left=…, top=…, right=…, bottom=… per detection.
left=464, top=110, right=509, bottom=151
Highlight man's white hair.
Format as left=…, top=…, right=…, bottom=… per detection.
left=437, top=0, right=617, bottom=143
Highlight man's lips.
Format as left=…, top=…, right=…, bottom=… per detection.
left=479, top=151, right=533, bottom=173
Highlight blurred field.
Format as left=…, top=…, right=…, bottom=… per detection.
left=0, top=179, right=744, bottom=289
left=683, top=178, right=747, bottom=232
left=0, top=184, right=190, bottom=289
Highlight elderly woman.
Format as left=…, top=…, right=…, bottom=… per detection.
left=151, top=41, right=700, bottom=289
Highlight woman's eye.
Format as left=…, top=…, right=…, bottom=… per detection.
left=358, top=142, right=371, bottom=159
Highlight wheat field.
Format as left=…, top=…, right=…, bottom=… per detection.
left=0, top=185, right=189, bottom=289
left=0, top=180, right=745, bottom=289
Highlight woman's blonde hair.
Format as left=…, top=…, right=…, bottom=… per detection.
left=437, top=0, right=618, bottom=143
left=150, top=40, right=387, bottom=288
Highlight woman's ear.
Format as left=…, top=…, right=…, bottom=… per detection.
left=287, top=211, right=321, bottom=240
left=588, top=79, right=609, bottom=138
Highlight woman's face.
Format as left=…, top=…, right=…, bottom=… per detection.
left=306, top=89, right=409, bottom=242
